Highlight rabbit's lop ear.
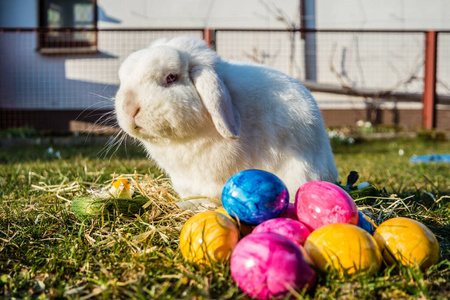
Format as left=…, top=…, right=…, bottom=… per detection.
left=190, top=66, right=241, bottom=139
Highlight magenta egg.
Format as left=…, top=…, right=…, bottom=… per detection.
left=230, top=232, right=316, bottom=299
left=279, top=203, right=298, bottom=220
left=295, top=181, right=358, bottom=231
left=252, top=218, right=311, bottom=245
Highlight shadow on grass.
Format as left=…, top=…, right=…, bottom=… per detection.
left=0, top=143, right=148, bottom=164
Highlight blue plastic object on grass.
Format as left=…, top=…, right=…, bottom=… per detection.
left=410, top=154, right=450, bottom=163
left=357, top=211, right=376, bottom=235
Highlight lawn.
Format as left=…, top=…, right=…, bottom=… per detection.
left=0, top=137, right=449, bottom=299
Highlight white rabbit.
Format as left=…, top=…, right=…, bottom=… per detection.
left=115, top=36, right=338, bottom=202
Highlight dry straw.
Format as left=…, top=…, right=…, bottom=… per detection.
left=31, top=172, right=198, bottom=223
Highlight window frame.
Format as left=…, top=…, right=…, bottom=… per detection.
left=38, top=0, right=98, bottom=54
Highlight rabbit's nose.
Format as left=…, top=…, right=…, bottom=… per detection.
left=122, top=91, right=140, bottom=118
left=132, top=107, right=140, bottom=118
left=123, top=103, right=141, bottom=121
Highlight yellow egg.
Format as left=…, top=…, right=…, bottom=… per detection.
left=374, top=217, right=440, bottom=271
left=180, top=211, right=240, bottom=266
left=305, top=223, right=382, bottom=276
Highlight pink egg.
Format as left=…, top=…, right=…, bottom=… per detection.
left=295, top=181, right=358, bottom=231
left=252, top=218, right=311, bottom=245
left=279, top=202, right=298, bottom=220
left=230, top=232, right=316, bottom=299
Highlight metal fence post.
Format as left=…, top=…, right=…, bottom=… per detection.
left=203, top=28, right=216, bottom=51
left=423, top=30, right=437, bottom=129
left=301, top=0, right=317, bottom=81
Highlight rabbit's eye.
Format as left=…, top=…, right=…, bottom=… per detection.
left=165, top=73, right=179, bottom=86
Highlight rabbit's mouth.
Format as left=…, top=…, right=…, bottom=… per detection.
left=133, top=127, right=172, bottom=144
left=131, top=122, right=146, bottom=135
left=133, top=125, right=150, bottom=137
left=132, top=129, right=164, bottom=144
left=130, top=121, right=174, bottom=142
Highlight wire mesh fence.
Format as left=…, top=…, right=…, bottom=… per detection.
left=216, top=30, right=427, bottom=93
left=437, top=32, right=450, bottom=101
left=215, top=29, right=433, bottom=120
left=0, top=28, right=449, bottom=132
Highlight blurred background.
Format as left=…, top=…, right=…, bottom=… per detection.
left=0, top=0, right=449, bottom=136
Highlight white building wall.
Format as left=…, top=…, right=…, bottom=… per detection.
left=0, top=31, right=119, bottom=110
left=316, top=0, right=450, bottom=30
left=97, top=0, right=300, bottom=29
left=1, top=0, right=449, bottom=111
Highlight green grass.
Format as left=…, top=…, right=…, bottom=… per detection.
left=1, top=138, right=449, bottom=299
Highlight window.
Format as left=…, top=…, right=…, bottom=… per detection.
left=38, top=0, right=98, bottom=54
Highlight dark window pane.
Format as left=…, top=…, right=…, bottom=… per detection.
left=39, top=0, right=97, bottom=50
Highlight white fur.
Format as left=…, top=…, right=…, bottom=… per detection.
left=115, top=36, right=339, bottom=200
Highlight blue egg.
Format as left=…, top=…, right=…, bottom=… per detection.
left=357, top=211, right=376, bottom=235
left=221, top=169, right=289, bottom=225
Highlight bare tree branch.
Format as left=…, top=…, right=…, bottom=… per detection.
left=329, top=41, right=424, bottom=99
left=258, top=0, right=300, bottom=77
left=329, top=41, right=424, bottom=122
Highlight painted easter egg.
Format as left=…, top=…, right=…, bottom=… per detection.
left=222, top=169, right=289, bottom=225
left=295, top=181, right=358, bottom=231
left=252, top=218, right=311, bottom=245
left=179, top=211, right=240, bottom=266
left=230, top=232, right=316, bottom=299
left=373, top=217, right=440, bottom=271
left=357, top=211, right=377, bottom=235
left=304, top=223, right=382, bottom=276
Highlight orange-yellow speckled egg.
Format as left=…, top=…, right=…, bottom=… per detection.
left=374, top=217, right=440, bottom=271
left=305, top=223, right=382, bottom=276
left=180, top=211, right=240, bottom=266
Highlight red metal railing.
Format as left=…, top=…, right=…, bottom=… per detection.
left=423, top=31, right=437, bottom=130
